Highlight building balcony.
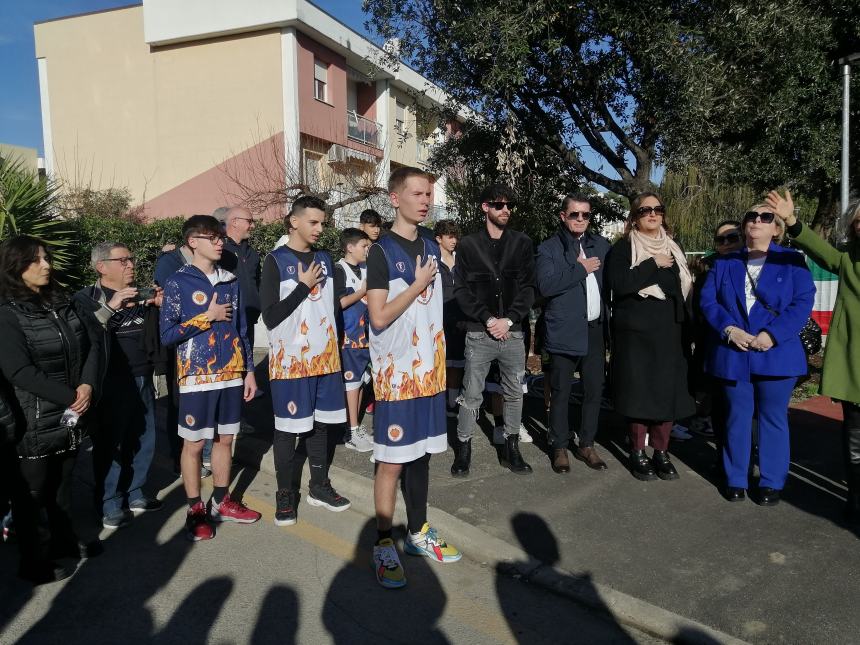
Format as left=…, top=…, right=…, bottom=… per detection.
left=347, top=111, right=381, bottom=148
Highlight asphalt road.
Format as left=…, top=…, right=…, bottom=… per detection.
left=0, top=448, right=662, bottom=645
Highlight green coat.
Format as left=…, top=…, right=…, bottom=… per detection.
left=792, top=223, right=860, bottom=404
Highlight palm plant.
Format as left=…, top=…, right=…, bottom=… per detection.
left=0, top=155, right=76, bottom=280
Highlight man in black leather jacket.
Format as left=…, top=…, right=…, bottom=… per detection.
left=451, top=184, right=536, bottom=477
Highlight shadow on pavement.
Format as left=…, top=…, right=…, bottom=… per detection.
left=251, top=584, right=300, bottom=645
left=231, top=357, right=273, bottom=500
left=322, top=517, right=449, bottom=645
left=496, top=512, right=636, bottom=644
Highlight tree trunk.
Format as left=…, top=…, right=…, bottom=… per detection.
left=810, top=181, right=840, bottom=237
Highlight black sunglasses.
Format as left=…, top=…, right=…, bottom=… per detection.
left=636, top=205, right=666, bottom=217
left=743, top=211, right=775, bottom=224
left=564, top=210, right=591, bottom=221
left=714, top=232, right=741, bottom=245
left=486, top=201, right=517, bottom=211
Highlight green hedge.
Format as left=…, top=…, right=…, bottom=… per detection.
left=67, top=214, right=344, bottom=290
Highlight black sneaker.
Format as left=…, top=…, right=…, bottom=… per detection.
left=102, top=509, right=133, bottom=530
left=307, top=480, right=351, bottom=512
left=129, top=496, right=164, bottom=514
left=274, top=489, right=298, bottom=526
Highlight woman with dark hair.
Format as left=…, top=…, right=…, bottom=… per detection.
left=700, top=201, right=814, bottom=505
left=767, top=190, right=860, bottom=522
left=0, top=235, right=103, bottom=584
left=606, top=192, right=696, bottom=481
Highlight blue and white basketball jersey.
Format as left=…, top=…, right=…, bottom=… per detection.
left=338, top=259, right=369, bottom=349
left=369, top=235, right=446, bottom=402
left=266, top=247, right=341, bottom=380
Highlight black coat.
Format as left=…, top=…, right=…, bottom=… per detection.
left=536, top=226, right=611, bottom=356
left=220, top=237, right=262, bottom=319
left=605, top=238, right=696, bottom=421
left=453, top=227, right=536, bottom=331
left=0, top=297, right=103, bottom=457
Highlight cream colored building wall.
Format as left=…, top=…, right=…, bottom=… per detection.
left=35, top=6, right=283, bottom=210
left=388, top=86, right=419, bottom=167
left=0, top=144, right=39, bottom=172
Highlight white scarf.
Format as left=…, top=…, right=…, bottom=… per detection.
left=629, top=229, right=692, bottom=301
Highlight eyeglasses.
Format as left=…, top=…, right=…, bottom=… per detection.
left=233, top=217, right=255, bottom=225
left=564, top=211, right=591, bottom=221
left=743, top=211, right=775, bottom=224
left=486, top=201, right=517, bottom=211
left=193, top=235, right=227, bottom=245
left=636, top=206, right=666, bottom=217
left=102, top=256, right=135, bottom=266
left=714, top=232, right=742, bottom=245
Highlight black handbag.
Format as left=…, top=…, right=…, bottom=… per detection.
left=744, top=263, right=822, bottom=356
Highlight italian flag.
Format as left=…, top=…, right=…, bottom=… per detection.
left=806, top=256, right=838, bottom=335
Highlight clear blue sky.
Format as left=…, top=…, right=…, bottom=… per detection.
left=0, top=1, right=372, bottom=155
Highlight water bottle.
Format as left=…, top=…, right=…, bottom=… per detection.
left=60, top=408, right=80, bottom=428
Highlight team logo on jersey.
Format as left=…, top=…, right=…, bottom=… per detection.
left=308, top=282, right=323, bottom=301
left=344, top=370, right=354, bottom=381
left=395, top=261, right=406, bottom=273
left=287, top=401, right=298, bottom=416
left=192, top=291, right=208, bottom=306
left=417, top=283, right=434, bottom=305
left=387, top=424, right=404, bottom=442
left=287, top=266, right=296, bottom=275
left=185, top=414, right=196, bottom=427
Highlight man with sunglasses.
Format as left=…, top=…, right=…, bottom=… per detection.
left=536, top=193, right=611, bottom=474
left=218, top=207, right=262, bottom=349
left=451, top=184, right=536, bottom=476
left=74, top=242, right=164, bottom=529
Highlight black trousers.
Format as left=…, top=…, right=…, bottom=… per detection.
left=273, top=425, right=328, bottom=491
left=548, top=322, right=605, bottom=449
left=841, top=403, right=860, bottom=510
left=10, top=450, right=79, bottom=568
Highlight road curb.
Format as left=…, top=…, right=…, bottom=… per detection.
left=234, top=432, right=748, bottom=645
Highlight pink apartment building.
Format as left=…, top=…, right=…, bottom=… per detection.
left=34, top=0, right=456, bottom=222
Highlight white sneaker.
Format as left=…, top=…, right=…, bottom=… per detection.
left=671, top=424, right=693, bottom=440
left=518, top=424, right=533, bottom=443
left=345, top=426, right=374, bottom=453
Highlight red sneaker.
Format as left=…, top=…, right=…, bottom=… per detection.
left=208, top=493, right=261, bottom=524
left=186, top=502, right=214, bottom=541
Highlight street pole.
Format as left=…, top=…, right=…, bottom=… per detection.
left=843, top=63, right=851, bottom=214
left=839, top=53, right=860, bottom=214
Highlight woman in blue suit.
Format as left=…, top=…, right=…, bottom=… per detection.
left=700, top=205, right=814, bottom=505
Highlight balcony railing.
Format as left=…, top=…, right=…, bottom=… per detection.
left=347, top=111, right=381, bottom=148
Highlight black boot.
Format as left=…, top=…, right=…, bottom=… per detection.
left=501, top=434, right=532, bottom=475
left=450, top=438, right=472, bottom=478
left=845, top=466, right=860, bottom=528
left=651, top=450, right=679, bottom=480
left=629, top=449, right=657, bottom=481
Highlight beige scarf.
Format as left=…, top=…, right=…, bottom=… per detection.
left=629, top=229, right=693, bottom=300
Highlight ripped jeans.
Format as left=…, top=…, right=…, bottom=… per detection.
left=457, top=330, right=526, bottom=442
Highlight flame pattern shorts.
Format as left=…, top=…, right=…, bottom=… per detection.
left=271, top=372, right=347, bottom=434
left=177, top=383, right=243, bottom=441
left=372, top=392, right=447, bottom=464
left=341, top=348, right=371, bottom=392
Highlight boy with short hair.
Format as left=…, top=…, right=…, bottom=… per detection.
left=366, top=167, right=461, bottom=589
left=160, top=215, right=261, bottom=542
left=336, top=228, right=374, bottom=452
left=261, top=196, right=351, bottom=527
left=359, top=209, right=383, bottom=242
left=433, top=219, right=465, bottom=422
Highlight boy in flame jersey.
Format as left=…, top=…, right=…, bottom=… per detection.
left=261, top=196, right=350, bottom=527
left=366, top=167, right=462, bottom=589
left=335, top=228, right=373, bottom=452
left=160, top=215, right=261, bottom=541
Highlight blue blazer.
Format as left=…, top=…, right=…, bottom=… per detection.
left=700, top=243, right=815, bottom=381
